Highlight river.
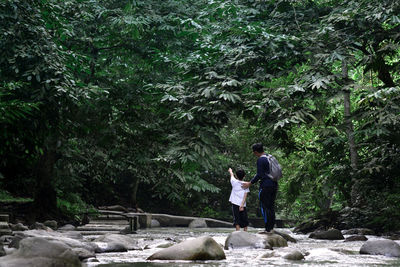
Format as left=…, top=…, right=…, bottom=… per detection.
left=84, top=227, right=400, bottom=267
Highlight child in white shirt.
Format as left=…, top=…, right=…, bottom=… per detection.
left=228, top=168, right=250, bottom=231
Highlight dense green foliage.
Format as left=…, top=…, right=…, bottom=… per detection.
left=1, top=0, right=399, bottom=231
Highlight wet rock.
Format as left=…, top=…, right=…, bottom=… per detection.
left=9, top=223, right=28, bottom=232
left=156, top=242, right=174, bottom=248
left=94, top=233, right=139, bottom=250
left=344, top=235, right=368, bottom=242
left=271, top=230, right=297, bottom=243
left=258, top=232, right=288, bottom=247
left=309, top=229, right=344, bottom=240
left=96, top=242, right=128, bottom=253
left=148, top=236, right=225, bottom=261
left=58, top=224, right=76, bottom=231
left=29, top=222, right=51, bottom=231
left=224, top=231, right=271, bottom=250
left=0, top=245, right=5, bottom=257
left=282, top=249, right=304, bottom=260
left=258, top=251, right=276, bottom=258
left=189, top=219, right=207, bottom=228
left=9, top=235, right=24, bottom=249
left=342, top=228, right=374, bottom=235
left=360, top=240, right=400, bottom=257
left=0, top=237, right=81, bottom=267
left=43, top=220, right=58, bottom=230
left=151, top=219, right=160, bottom=228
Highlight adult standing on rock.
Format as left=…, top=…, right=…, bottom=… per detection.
left=242, top=143, right=278, bottom=232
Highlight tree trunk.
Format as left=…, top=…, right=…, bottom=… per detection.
left=342, top=60, right=360, bottom=207
left=130, top=177, right=139, bottom=209
left=33, top=139, right=58, bottom=220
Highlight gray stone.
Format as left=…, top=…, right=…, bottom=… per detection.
left=0, top=237, right=81, bottom=267
left=360, top=240, right=400, bottom=257
left=189, top=219, right=207, bottom=228
left=58, top=224, right=76, bottom=231
left=95, top=242, right=128, bottom=253
left=344, top=235, right=368, bottom=242
left=43, top=220, right=58, bottom=230
left=309, top=229, right=344, bottom=240
left=9, top=223, right=28, bottom=231
left=271, top=229, right=297, bottom=243
left=151, top=219, right=160, bottom=228
left=94, top=233, right=139, bottom=250
left=259, top=232, right=288, bottom=247
left=0, top=245, right=5, bottom=257
left=342, top=228, right=375, bottom=235
left=224, top=231, right=271, bottom=250
left=258, top=251, right=276, bottom=258
left=148, top=236, right=225, bottom=261
left=29, top=222, right=51, bottom=231
left=283, top=249, right=305, bottom=260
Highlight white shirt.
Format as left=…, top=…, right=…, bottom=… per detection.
left=229, top=175, right=250, bottom=207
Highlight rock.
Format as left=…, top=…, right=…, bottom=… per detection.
left=271, top=229, right=297, bottom=243
left=71, top=247, right=96, bottom=260
left=151, top=219, right=160, bottom=228
left=11, top=229, right=95, bottom=256
left=258, top=232, right=288, bottom=247
left=43, top=220, right=58, bottom=230
left=360, top=240, right=400, bottom=257
left=9, top=223, right=28, bottom=232
left=342, top=228, right=375, bottom=235
left=224, top=231, right=271, bottom=250
left=59, top=224, right=76, bottom=231
left=282, top=249, right=304, bottom=260
left=156, top=243, right=174, bottom=248
left=344, top=235, right=368, bottom=242
left=309, top=229, right=344, bottom=240
left=29, top=222, right=51, bottom=231
left=0, top=245, right=5, bottom=257
left=94, top=234, right=139, bottom=250
left=96, top=242, right=128, bottom=253
left=0, top=237, right=81, bottom=267
left=99, top=205, right=128, bottom=212
left=258, top=251, right=276, bottom=258
left=189, top=219, right=207, bottom=228
left=9, top=235, right=24, bottom=249
left=148, top=236, right=225, bottom=261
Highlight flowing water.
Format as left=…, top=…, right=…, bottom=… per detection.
left=84, top=227, right=400, bottom=267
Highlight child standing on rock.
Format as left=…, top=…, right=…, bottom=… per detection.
left=228, top=168, right=249, bottom=231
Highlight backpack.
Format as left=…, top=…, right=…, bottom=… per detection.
left=264, top=154, right=282, bottom=182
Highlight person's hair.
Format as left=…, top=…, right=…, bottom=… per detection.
left=252, top=143, right=264, bottom=153
left=236, top=169, right=245, bottom=180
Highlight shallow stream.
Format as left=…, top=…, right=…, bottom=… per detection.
left=84, top=227, right=400, bottom=267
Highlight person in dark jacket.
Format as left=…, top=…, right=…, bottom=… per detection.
left=242, top=143, right=278, bottom=232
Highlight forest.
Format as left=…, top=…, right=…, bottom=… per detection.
left=1, top=0, right=399, bottom=232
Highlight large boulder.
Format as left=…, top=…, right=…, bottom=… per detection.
left=94, top=234, right=139, bottom=250
left=224, top=231, right=271, bottom=250
left=342, top=228, right=375, bottom=235
left=43, top=220, right=58, bottom=230
left=271, top=230, right=297, bottom=243
left=147, top=236, right=225, bottom=261
left=9, top=223, right=28, bottom=232
left=344, top=235, right=368, bottom=242
left=11, top=230, right=96, bottom=259
left=282, top=249, right=305, bottom=260
left=189, top=219, right=207, bottom=228
left=360, top=240, right=400, bottom=257
left=309, top=229, right=344, bottom=240
left=0, top=237, right=81, bottom=267
left=259, top=232, right=288, bottom=248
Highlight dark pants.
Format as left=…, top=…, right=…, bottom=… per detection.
left=231, top=204, right=249, bottom=228
left=259, top=186, right=278, bottom=232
